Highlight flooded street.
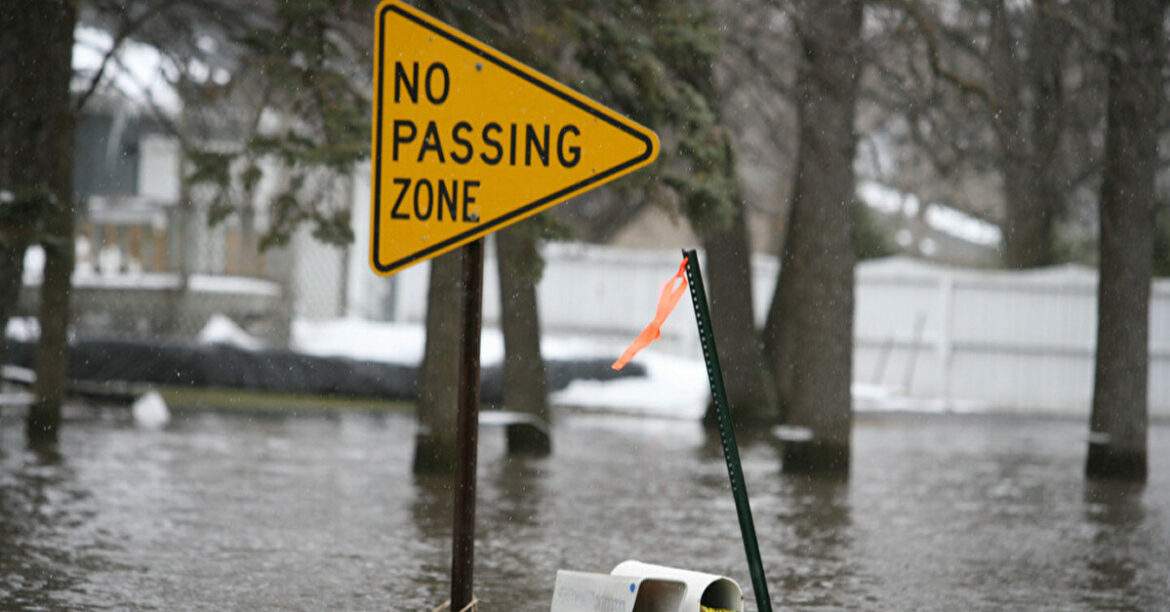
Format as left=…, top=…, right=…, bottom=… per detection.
left=2, top=409, right=1168, bottom=610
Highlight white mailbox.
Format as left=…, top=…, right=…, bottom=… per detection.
left=551, top=570, right=686, bottom=612
left=610, top=561, right=743, bottom=612
left=550, top=561, right=743, bottom=612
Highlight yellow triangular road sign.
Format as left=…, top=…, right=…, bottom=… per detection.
left=369, top=0, right=660, bottom=276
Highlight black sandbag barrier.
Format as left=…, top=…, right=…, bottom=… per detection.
left=3, top=339, right=644, bottom=403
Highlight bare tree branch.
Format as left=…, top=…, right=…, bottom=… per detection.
left=75, top=0, right=174, bottom=113
left=886, top=0, right=995, bottom=107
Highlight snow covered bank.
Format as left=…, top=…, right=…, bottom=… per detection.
left=292, top=318, right=711, bottom=418
left=290, top=318, right=964, bottom=419
left=1, top=314, right=959, bottom=417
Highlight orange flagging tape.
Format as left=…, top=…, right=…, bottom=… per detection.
left=612, top=256, right=689, bottom=371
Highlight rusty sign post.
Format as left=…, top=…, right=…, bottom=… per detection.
left=369, top=1, right=659, bottom=607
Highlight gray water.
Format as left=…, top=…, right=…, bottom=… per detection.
left=2, top=409, right=1168, bottom=610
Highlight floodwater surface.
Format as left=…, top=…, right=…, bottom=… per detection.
left=1, top=409, right=1168, bottom=610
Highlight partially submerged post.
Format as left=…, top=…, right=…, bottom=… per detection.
left=683, top=249, right=773, bottom=612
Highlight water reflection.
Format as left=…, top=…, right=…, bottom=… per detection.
left=0, top=438, right=86, bottom=608
left=411, top=473, right=455, bottom=539
left=408, top=449, right=553, bottom=608
left=1082, top=479, right=1147, bottom=603
left=696, top=426, right=858, bottom=609
left=479, top=457, right=551, bottom=608
left=1085, top=479, right=1146, bottom=526
left=1, top=413, right=1168, bottom=609
left=486, top=457, right=548, bottom=531
left=774, top=471, right=854, bottom=608
left=409, top=472, right=455, bottom=608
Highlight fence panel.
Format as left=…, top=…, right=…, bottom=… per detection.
left=386, top=244, right=1170, bottom=416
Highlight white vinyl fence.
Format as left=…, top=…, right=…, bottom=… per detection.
left=388, top=242, right=1170, bottom=416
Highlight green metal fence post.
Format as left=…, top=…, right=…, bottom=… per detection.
left=682, top=249, right=773, bottom=612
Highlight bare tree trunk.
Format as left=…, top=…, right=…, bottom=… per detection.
left=0, top=242, right=27, bottom=368
left=993, top=0, right=1065, bottom=269
left=1086, top=0, right=1164, bottom=482
left=1025, top=0, right=1064, bottom=263
left=0, top=14, right=28, bottom=349
left=0, top=1, right=40, bottom=370
left=495, top=226, right=551, bottom=455
left=763, top=173, right=797, bottom=425
left=0, top=0, right=76, bottom=442
left=414, top=251, right=465, bottom=473
left=699, top=154, right=776, bottom=429
left=32, top=206, right=75, bottom=441
left=1000, top=165, right=1056, bottom=268
left=765, top=0, right=861, bottom=474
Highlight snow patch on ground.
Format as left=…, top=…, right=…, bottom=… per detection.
left=198, top=315, right=265, bottom=351
left=4, top=317, right=39, bottom=342
left=551, top=351, right=709, bottom=419
left=3, top=313, right=960, bottom=419
left=291, top=318, right=427, bottom=365
left=858, top=180, right=1002, bottom=246
left=132, top=391, right=170, bottom=429
left=290, top=318, right=629, bottom=367
left=290, top=318, right=964, bottom=419
left=292, top=318, right=711, bottom=418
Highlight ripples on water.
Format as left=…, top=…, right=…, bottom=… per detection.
left=1, top=409, right=1167, bottom=610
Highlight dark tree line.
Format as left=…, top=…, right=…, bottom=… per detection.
left=411, top=0, right=782, bottom=470
left=870, top=0, right=1166, bottom=480
left=1, top=0, right=1165, bottom=483
left=699, top=0, right=1167, bottom=478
